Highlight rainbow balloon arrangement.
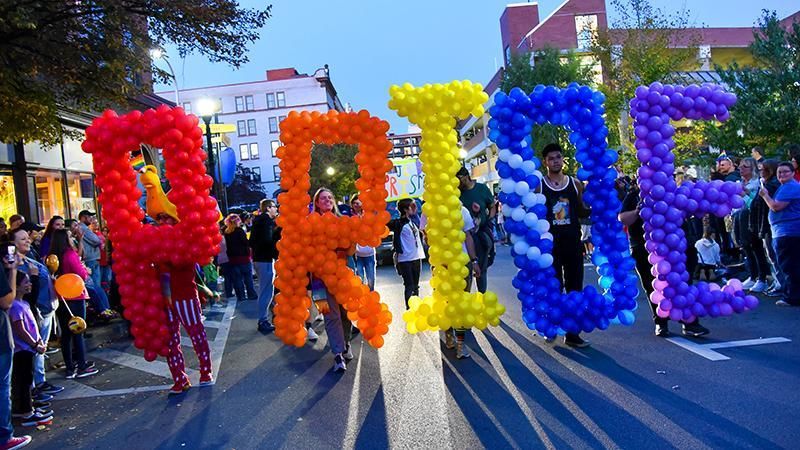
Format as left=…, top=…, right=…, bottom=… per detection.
left=631, top=82, right=758, bottom=320
left=388, top=81, right=505, bottom=332
left=489, top=85, right=639, bottom=338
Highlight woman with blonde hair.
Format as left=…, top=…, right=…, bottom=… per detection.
left=223, top=214, right=257, bottom=302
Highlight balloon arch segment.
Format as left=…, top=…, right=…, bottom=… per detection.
left=489, top=85, right=639, bottom=339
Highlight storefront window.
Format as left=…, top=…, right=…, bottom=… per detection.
left=34, top=170, right=66, bottom=222
left=0, top=172, right=16, bottom=220
left=66, top=172, right=96, bottom=219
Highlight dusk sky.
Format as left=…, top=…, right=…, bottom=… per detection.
left=154, top=0, right=799, bottom=133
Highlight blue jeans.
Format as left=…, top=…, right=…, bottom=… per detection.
left=322, top=293, right=351, bottom=355
left=255, top=261, right=274, bottom=323
left=0, top=351, right=12, bottom=443
left=220, top=263, right=234, bottom=297
left=86, top=277, right=111, bottom=312
left=354, top=255, right=376, bottom=291
left=34, top=311, right=55, bottom=385
left=774, top=236, right=800, bottom=305
left=86, top=260, right=102, bottom=292
left=229, top=262, right=257, bottom=301
left=99, top=265, right=113, bottom=289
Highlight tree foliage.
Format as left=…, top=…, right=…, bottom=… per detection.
left=309, top=144, right=360, bottom=201
left=709, top=11, right=800, bottom=153
left=225, top=164, right=267, bottom=209
left=500, top=48, right=594, bottom=168
left=0, top=1, right=271, bottom=146
left=590, top=0, right=700, bottom=171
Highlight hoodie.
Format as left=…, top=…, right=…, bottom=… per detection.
left=694, top=238, right=721, bottom=266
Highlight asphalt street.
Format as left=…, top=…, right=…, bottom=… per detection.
left=26, top=251, right=800, bottom=449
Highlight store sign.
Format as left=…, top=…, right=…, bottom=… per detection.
left=385, top=158, right=424, bottom=201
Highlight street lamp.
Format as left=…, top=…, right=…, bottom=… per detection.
left=150, top=47, right=180, bottom=105
left=326, top=166, right=336, bottom=176
left=197, top=98, right=220, bottom=203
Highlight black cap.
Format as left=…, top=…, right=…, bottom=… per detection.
left=78, top=210, right=96, bottom=219
left=19, top=222, right=44, bottom=232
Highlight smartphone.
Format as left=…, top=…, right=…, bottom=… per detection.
left=5, top=245, right=15, bottom=263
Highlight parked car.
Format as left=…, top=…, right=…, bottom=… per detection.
left=376, top=231, right=394, bottom=266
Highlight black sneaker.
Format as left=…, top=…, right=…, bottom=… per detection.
left=76, top=366, right=99, bottom=378
left=655, top=324, right=670, bottom=337
left=682, top=322, right=710, bottom=337
left=32, top=392, right=53, bottom=403
left=332, top=354, right=347, bottom=372
left=14, top=411, right=53, bottom=427
left=33, top=407, right=52, bottom=417
left=564, top=334, right=590, bottom=348
left=64, top=369, right=77, bottom=380
left=32, top=400, right=51, bottom=409
left=35, top=382, right=64, bottom=395
left=83, top=361, right=96, bottom=370
left=257, top=320, right=274, bottom=334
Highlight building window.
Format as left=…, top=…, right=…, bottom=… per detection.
left=239, top=143, right=249, bottom=160
left=34, top=170, right=66, bottom=222
left=247, top=119, right=257, bottom=135
left=575, top=15, right=598, bottom=50
left=273, top=165, right=281, bottom=181
left=252, top=167, right=261, bottom=183
left=245, top=95, right=255, bottom=111
left=268, top=117, right=279, bottom=133
left=278, top=116, right=286, bottom=132
left=0, top=172, right=16, bottom=220
left=66, top=172, right=96, bottom=219
left=249, top=143, right=259, bottom=160
left=504, top=46, right=511, bottom=65
left=266, top=93, right=276, bottom=109
left=276, top=92, right=286, bottom=108
left=271, top=140, right=280, bottom=157
left=237, top=120, right=247, bottom=137
left=182, top=102, right=192, bottom=114
left=235, top=96, right=245, bottom=112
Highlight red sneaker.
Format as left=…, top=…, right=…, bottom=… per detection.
left=199, top=373, right=213, bottom=386
left=1, top=436, right=32, bottom=450
left=168, top=381, right=190, bottom=395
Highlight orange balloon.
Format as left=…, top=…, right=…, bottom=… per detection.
left=55, top=274, right=85, bottom=299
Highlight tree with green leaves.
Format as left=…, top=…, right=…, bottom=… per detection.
left=500, top=48, right=594, bottom=166
left=590, top=0, right=700, bottom=173
left=709, top=11, right=800, bottom=154
left=0, top=1, right=271, bottom=147
left=309, top=144, right=360, bottom=201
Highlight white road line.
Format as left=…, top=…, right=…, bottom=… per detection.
left=666, top=337, right=791, bottom=361
left=91, top=347, right=199, bottom=379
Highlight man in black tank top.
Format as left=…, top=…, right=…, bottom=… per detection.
left=541, top=143, right=590, bottom=348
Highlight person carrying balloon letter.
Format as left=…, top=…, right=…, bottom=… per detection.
left=47, top=229, right=99, bottom=379
left=309, top=188, right=355, bottom=372
left=419, top=205, right=481, bottom=359
left=540, top=143, right=591, bottom=348
left=154, top=214, right=214, bottom=395
left=389, top=198, right=426, bottom=309
left=619, top=185, right=710, bottom=337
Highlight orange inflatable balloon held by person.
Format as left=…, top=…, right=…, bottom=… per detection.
left=81, top=106, right=222, bottom=362
left=273, top=110, right=393, bottom=349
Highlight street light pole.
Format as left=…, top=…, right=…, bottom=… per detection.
left=150, top=48, right=180, bottom=105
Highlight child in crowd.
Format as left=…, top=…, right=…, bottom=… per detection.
left=695, top=230, right=721, bottom=281
left=10, top=272, right=52, bottom=427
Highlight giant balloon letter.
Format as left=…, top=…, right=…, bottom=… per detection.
left=82, top=106, right=222, bottom=361
left=631, top=82, right=758, bottom=320
left=273, top=110, right=393, bottom=348
left=388, top=81, right=505, bottom=333
left=488, top=85, right=639, bottom=338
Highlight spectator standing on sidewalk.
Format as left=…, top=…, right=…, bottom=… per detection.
left=249, top=199, right=280, bottom=333
left=456, top=167, right=496, bottom=294
left=751, top=160, right=784, bottom=296
left=0, top=246, right=33, bottom=449
left=47, top=230, right=98, bottom=380
left=224, top=214, right=257, bottom=302
left=759, top=161, right=800, bottom=307
left=734, top=158, right=770, bottom=293
left=7, top=230, right=62, bottom=398
left=39, top=216, right=65, bottom=258
left=9, top=272, right=53, bottom=427
left=389, top=198, right=425, bottom=308
left=349, top=195, right=377, bottom=291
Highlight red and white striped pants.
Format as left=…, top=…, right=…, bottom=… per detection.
left=165, top=297, right=211, bottom=385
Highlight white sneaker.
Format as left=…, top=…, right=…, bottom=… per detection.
left=456, top=342, right=471, bottom=359
left=741, top=277, right=755, bottom=290
left=314, top=313, right=324, bottom=322
left=306, top=327, right=319, bottom=341
left=333, top=354, right=347, bottom=372
left=343, top=344, right=354, bottom=361
left=750, top=280, right=767, bottom=293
